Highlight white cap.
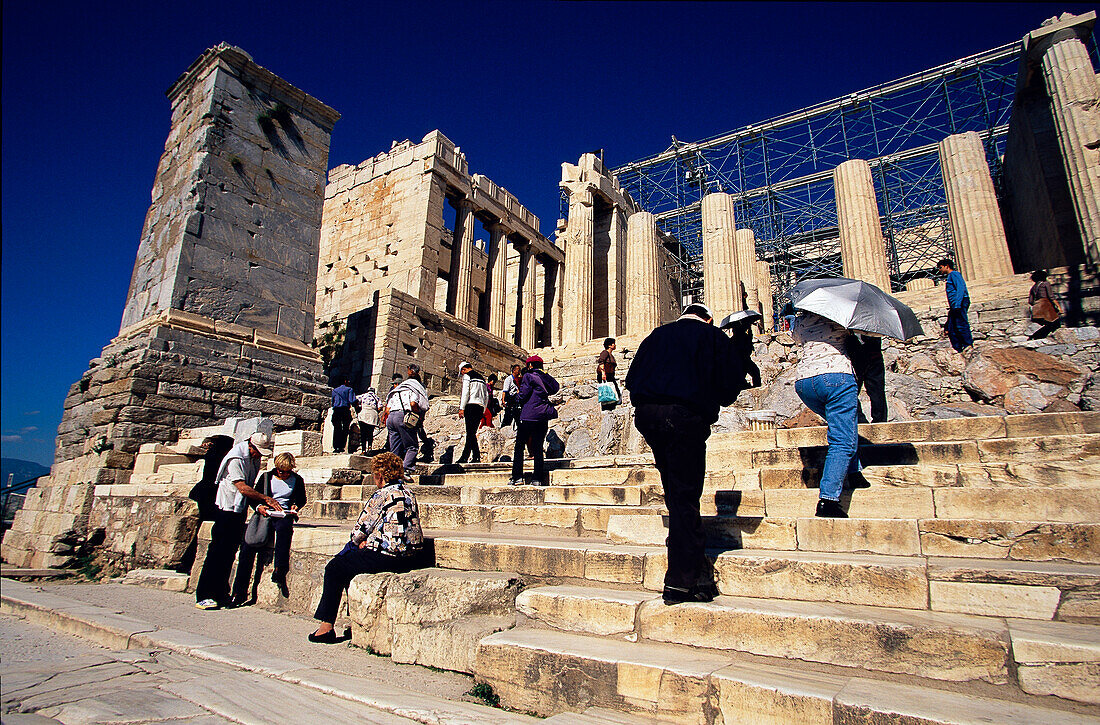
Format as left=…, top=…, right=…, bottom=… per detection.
left=680, top=302, right=715, bottom=323
left=459, top=361, right=471, bottom=371
left=248, top=431, right=273, bottom=452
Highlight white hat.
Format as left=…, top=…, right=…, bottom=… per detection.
left=680, top=302, right=715, bottom=323
left=248, top=431, right=273, bottom=452
left=459, top=361, right=471, bottom=371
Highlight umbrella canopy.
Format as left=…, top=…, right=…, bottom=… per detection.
left=789, top=277, right=923, bottom=340
left=719, top=309, right=763, bottom=329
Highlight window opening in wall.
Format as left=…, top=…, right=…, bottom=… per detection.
left=403, top=344, right=417, bottom=356
left=473, top=215, right=489, bottom=252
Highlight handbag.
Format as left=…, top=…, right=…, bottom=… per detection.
left=597, top=381, right=619, bottom=404
left=1031, top=298, right=1060, bottom=323
left=244, top=510, right=273, bottom=547
left=243, top=471, right=275, bottom=547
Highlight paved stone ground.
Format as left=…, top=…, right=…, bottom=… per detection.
left=1, top=582, right=541, bottom=725
left=0, top=615, right=424, bottom=723
left=31, top=581, right=474, bottom=700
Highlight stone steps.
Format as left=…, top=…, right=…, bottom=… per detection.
left=608, top=513, right=1100, bottom=562
left=475, top=627, right=1099, bottom=722
left=428, top=532, right=1100, bottom=620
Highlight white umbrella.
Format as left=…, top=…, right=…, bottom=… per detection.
left=789, top=277, right=923, bottom=340
left=719, top=309, right=762, bottom=329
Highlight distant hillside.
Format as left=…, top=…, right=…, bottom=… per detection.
left=1, top=458, right=49, bottom=489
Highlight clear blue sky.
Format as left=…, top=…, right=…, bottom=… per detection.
left=2, top=1, right=1091, bottom=466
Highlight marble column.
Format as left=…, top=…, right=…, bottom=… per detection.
left=608, top=207, right=627, bottom=336
left=521, top=247, right=538, bottom=350
left=562, top=184, right=595, bottom=344
left=626, top=211, right=661, bottom=335
left=486, top=222, right=509, bottom=339
left=1041, top=33, right=1100, bottom=266
left=938, top=132, right=1013, bottom=281
left=756, top=260, right=774, bottom=331
left=834, top=159, right=891, bottom=290
left=449, top=199, right=475, bottom=322
left=552, top=261, right=564, bottom=347
left=735, top=229, right=760, bottom=315
left=701, top=192, right=742, bottom=317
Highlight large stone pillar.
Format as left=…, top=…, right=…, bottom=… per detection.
left=521, top=247, right=538, bottom=350
left=834, top=159, right=891, bottom=290
left=735, top=229, right=760, bottom=314
left=1039, top=25, right=1100, bottom=266
left=701, top=192, right=742, bottom=317
left=608, top=207, right=627, bottom=336
left=449, top=199, right=475, bottom=322
left=626, top=211, right=661, bottom=335
left=562, top=184, right=595, bottom=344
left=552, top=261, right=564, bottom=347
left=756, top=260, right=774, bottom=331
left=486, top=222, right=509, bottom=339
left=938, top=132, right=1014, bottom=280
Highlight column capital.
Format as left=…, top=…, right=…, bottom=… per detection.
left=1024, top=11, right=1095, bottom=61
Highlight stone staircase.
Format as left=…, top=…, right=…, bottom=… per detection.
left=282, top=410, right=1099, bottom=722
left=146, top=410, right=1100, bottom=722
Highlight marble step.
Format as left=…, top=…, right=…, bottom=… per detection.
left=608, top=512, right=1100, bottom=563
left=430, top=532, right=1099, bottom=619
left=475, top=627, right=1099, bottom=722
left=517, top=584, right=1100, bottom=701
left=520, top=586, right=1013, bottom=683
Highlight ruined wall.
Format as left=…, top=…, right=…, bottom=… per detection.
left=330, top=288, right=526, bottom=396
left=121, top=45, right=337, bottom=343
left=318, top=133, right=460, bottom=322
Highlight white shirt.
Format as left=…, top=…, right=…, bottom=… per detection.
left=270, top=474, right=294, bottom=508
left=387, top=379, right=430, bottom=413
left=213, top=442, right=259, bottom=514
left=792, top=313, right=854, bottom=379
left=460, top=373, right=490, bottom=409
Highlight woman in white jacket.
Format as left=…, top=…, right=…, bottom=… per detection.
left=456, top=361, right=489, bottom=464
left=385, top=365, right=430, bottom=473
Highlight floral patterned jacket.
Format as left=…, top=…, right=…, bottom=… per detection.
left=350, top=482, right=423, bottom=556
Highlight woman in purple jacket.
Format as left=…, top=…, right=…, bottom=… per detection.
left=508, top=355, right=559, bottom=486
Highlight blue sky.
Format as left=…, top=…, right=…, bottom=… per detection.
left=2, top=1, right=1090, bottom=465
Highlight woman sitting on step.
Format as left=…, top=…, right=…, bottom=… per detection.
left=309, top=451, right=425, bottom=643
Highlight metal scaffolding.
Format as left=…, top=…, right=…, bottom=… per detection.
left=612, top=40, right=1026, bottom=316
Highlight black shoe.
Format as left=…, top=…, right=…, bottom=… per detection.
left=227, top=595, right=248, bottom=609
left=272, top=571, right=289, bottom=598
left=662, top=585, right=717, bottom=605
left=846, top=471, right=871, bottom=490
left=815, top=499, right=848, bottom=518
left=308, top=629, right=338, bottom=644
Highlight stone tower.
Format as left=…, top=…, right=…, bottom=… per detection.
left=2, top=44, right=340, bottom=569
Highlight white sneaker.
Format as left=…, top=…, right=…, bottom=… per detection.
left=195, top=599, right=218, bottom=610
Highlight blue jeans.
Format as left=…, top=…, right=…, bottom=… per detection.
left=795, top=373, right=860, bottom=502
left=946, top=307, right=973, bottom=352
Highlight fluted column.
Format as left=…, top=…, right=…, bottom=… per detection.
left=1041, top=34, right=1100, bottom=266
left=562, top=184, right=595, bottom=344
left=552, top=261, right=564, bottom=347
left=756, top=260, right=774, bottom=331
left=626, top=212, right=661, bottom=334
left=735, top=229, right=760, bottom=315
left=521, top=247, right=538, bottom=349
left=834, top=160, right=891, bottom=290
left=906, top=278, right=935, bottom=292
left=486, top=222, right=509, bottom=339
left=701, top=192, right=742, bottom=317
left=608, top=207, right=627, bottom=335
left=938, top=132, right=1013, bottom=281
left=449, top=199, right=475, bottom=322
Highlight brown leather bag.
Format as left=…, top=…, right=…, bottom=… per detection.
left=1031, top=297, right=1061, bottom=323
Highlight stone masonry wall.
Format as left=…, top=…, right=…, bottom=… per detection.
left=121, top=44, right=338, bottom=343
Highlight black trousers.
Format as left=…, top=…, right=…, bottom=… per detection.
left=511, top=420, right=548, bottom=481
left=231, top=515, right=296, bottom=599
left=314, top=542, right=415, bottom=624
left=856, top=337, right=887, bottom=423
left=458, top=404, right=484, bottom=462
left=195, top=508, right=246, bottom=604
left=332, top=406, right=353, bottom=452
left=634, top=403, right=712, bottom=591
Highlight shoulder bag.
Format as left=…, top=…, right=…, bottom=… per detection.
left=244, top=472, right=274, bottom=547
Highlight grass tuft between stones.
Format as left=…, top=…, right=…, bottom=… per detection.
left=465, top=682, right=500, bottom=708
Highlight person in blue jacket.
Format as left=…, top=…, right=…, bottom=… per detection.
left=937, top=259, right=973, bottom=353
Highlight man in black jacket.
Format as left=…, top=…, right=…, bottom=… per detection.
left=625, top=303, right=747, bottom=604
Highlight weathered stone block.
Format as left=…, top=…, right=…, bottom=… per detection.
left=930, top=581, right=1060, bottom=619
